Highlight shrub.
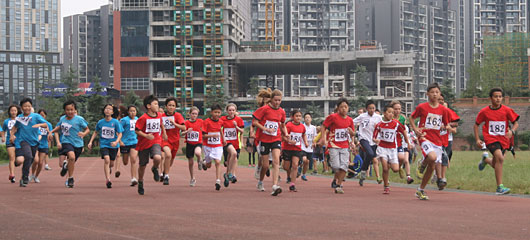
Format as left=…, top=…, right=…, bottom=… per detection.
left=519, top=144, right=529, bottom=151
left=460, top=145, right=468, bottom=151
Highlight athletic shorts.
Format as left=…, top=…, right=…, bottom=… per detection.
left=420, top=140, right=443, bottom=164
left=282, top=150, right=303, bottom=162
left=204, top=146, right=223, bottom=163
left=302, top=151, right=313, bottom=160
left=15, top=141, right=38, bottom=158
left=186, top=143, right=202, bottom=159
left=376, top=147, right=399, bottom=164
left=256, top=142, right=273, bottom=161
left=59, top=143, right=83, bottom=161
left=101, top=148, right=119, bottom=161
left=259, top=141, right=281, bottom=155
left=120, top=144, right=137, bottom=154
left=6, top=142, right=15, bottom=148
left=162, top=141, right=179, bottom=159
left=38, top=148, right=49, bottom=155
left=487, top=142, right=506, bottom=155
left=329, top=148, right=349, bottom=172
left=138, top=144, right=162, bottom=166
left=441, top=147, right=449, bottom=166
left=223, top=144, right=240, bottom=162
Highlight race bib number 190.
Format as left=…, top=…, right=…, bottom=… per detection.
left=224, top=128, right=237, bottom=141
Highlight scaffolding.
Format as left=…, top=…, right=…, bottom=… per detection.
left=203, top=0, right=225, bottom=108
left=173, top=0, right=194, bottom=112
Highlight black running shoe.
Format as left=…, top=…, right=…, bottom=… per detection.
left=223, top=173, right=230, bottom=187
left=163, top=175, right=169, bottom=185
left=138, top=181, right=144, bottom=195
left=266, top=169, right=270, bottom=177
left=202, top=162, right=208, bottom=171
left=231, top=176, right=237, bottom=183
left=289, top=185, right=297, bottom=192
left=152, top=167, right=160, bottom=182
left=215, top=182, right=221, bottom=191
left=331, top=179, right=337, bottom=189
left=115, top=171, right=120, bottom=178
left=159, top=174, right=164, bottom=182
left=67, top=177, right=74, bottom=188
left=60, top=161, right=68, bottom=177
left=19, top=179, right=26, bottom=187
left=106, top=181, right=112, bottom=188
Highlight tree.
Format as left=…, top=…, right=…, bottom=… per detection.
left=303, top=101, right=324, bottom=125
left=350, top=64, right=371, bottom=111
left=204, top=77, right=227, bottom=111
left=239, top=77, right=259, bottom=110
left=441, top=78, right=456, bottom=108
left=83, top=77, right=109, bottom=130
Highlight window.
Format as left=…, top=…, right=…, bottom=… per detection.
left=121, top=78, right=149, bottom=90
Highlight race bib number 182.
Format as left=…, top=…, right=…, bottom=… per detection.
left=488, top=121, right=506, bottom=136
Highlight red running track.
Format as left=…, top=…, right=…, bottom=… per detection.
left=0, top=157, right=529, bottom=240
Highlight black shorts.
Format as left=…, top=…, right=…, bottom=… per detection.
left=38, top=148, right=49, bottom=155
left=302, top=151, right=312, bottom=160
left=6, top=142, right=15, bottom=148
left=138, top=144, right=162, bottom=166
left=259, top=141, right=281, bottom=155
left=120, top=144, right=137, bottom=154
left=282, top=150, right=303, bottom=162
left=101, top=148, right=119, bottom=161
left=487, top=142, right=506, bottom=155
left=186, top=143, right=202, bottom=159
left=223, top=144, right=241, bottom=161
left=59, top=143, right=83, bottom=161
left=15, top=142, right=38, bottom=158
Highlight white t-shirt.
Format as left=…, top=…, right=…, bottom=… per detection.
left=301, top=124, right=317, bottom=152
left=353, top=112, right=382, bottom=146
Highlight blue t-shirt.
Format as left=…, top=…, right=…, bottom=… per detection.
left=14, top=113, right=47, bottom=148
left=3, top=119, right=16, bottom=144
left=38, top=121, right=53, bottom=149
left=56, top=115, right=88, bottom=148
left=120, top=116, right=138, bottom=146
left=96, top=118, right=123, bottom=149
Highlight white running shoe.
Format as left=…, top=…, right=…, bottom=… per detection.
left=29, top=175, right=35, bottom=182
left=190, top=178, right=196, bottom=187
left=254, top=166, right=261, bottom=180
left=34, top=177, right=40, bottom=183
left=257, top=181, right=265, bottom=192
left=44, top=164, right=51, bottom=170
left=271, top=185, right=282, bottom=196
left=198, top=160, right=203, bottom=171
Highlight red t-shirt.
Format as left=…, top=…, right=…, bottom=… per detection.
left=161, top=112, right=185, bottom=144
left=373, top=119, right=405, bottom=149
left=411, top=102, right=450, bottom=146
left=221, top=115, right=244, bottom=149
left=202, top=118, right=224, bottom=147
left=282, top=121, right=306, bottom=151
left=322, top=113, right=354, bottom=149
left=135, top=112, right=163, bottom=151
left=252, top=104, right=286, bottom=143
left=184, top=119, right=203, bottom=145
left=440, top=108, right=460, bottom=147
left=476, top=105, right=519, bottom=149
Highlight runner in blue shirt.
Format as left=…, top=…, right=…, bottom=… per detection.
left=29, top=109, right=53, bottom=183
left=88, top=104, right=123, bottom=188
left=52, top=100, right=90, bottom=188
left=119, top=105, right=139, bottom=186
left=10, top=98, right=49, bottom=187
left=3, top=105, right=21, bottom=183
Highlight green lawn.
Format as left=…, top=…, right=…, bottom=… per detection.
left=232, top=150, right=530, bottom=195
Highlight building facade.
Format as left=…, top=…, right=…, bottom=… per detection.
left=0, top=0, right=61, bottom=110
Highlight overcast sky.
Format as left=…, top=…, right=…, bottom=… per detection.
left=62, top=0, right=111, bottom=18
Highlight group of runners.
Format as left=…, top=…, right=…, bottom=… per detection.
left=1, top=83, right=518, bottom=200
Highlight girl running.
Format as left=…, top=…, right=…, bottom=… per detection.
left=88, top=104, right=124, bottom=188
left=29, top=109, right=53, bottom=183
left=182, top=106, right=203, bottom=187
left=4, top=105, right=21, bottom=183
left=160, top=97, right=186, bottom=185
left=221, top=103, right=245, bottom=187
left=119, top=105, right=140, bottom=186
left=252, top=88, right=272, bottom=180
left=282, top=110, right=308, bottom=192
left=253, top=89, right=287, bottom=196
left=53, top=100, right=90, bottom=188
left=391, top=101, right=413, bottom=184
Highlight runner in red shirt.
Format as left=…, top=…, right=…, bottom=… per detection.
left=221, top=103, right=244, bottom=188
left=373, top=105, right=409, bottom=194
left=438, top=95, right=460, bottom=190
left=250, top=89, right=272, bottom=180
left=160, top=97, right=186, bottom=185
left=253, top=89, right=287, bottom=196
left=202, top=104, right=224, bottom=191
left=409, top=83, right=451, bottom=200
left=134, top=95, right=167, bottom=195
left=319, top=98, right=355, bottom=194
left=182, top=106, right=203, bottom=187
left=281, top=110, right=308, bottom=192
left=475, top=87, right=519, bottom=195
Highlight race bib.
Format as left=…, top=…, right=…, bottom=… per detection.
left=380, top=129, right=395, bottom=142
left=306, top=132, right=314, bottom=143
left=207, top=132, right=221, bottom=145
left=7, top=120, right=16, bottom=130
left=224, top=128, right=237, bottom=141
left=425, top=113, right=442, bottom=130
left=129, top=120, right=137, bottom=131
left=290, top=132, right=302, bottom=146
left=101, top=126, right=115, bottom=139
left=162, top=116, right=175, bottom=130
left=263, top=120, right=279, bottom=136
left=61, top=123, right=72, bottom=136
left=361, top=119, right=370, bottom=128
left=39, top=127, right=48, bottom=136
left=334, top=128, right=348, bottom=142
left=187, top=131, right=200, bottom=142
left=488, top=121, right=506, bottom=136
left=145, top=119, right=161, bottom=133
left=16, top=116, right=32, bottom=126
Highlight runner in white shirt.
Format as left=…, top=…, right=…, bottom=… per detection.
left=353, top=100, right=382, bottom=186
left=300, top=113, right=317, bottom=181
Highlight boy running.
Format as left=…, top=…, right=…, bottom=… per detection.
left=160, top=97, right=186, bottom=185
left=353, top=100, right=382, bottom=186
left=29, top=109, right=53, bottom=183
left=202, top=104, right=224, bottom=191
left=300, top=113, right=316, bottom=181
left=475, top=87, right=519, bottom=195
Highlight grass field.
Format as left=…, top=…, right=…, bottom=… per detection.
left=233, top=150, right=530, bottom=195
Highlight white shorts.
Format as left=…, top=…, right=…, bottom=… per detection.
left=420, top=140, right=443, bottom=164
left=376, top=147, right=399, bottom=164
left=204, top=146, right=223, bottom=163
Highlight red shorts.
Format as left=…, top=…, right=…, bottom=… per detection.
left=162, top=140, right=179, bottom=159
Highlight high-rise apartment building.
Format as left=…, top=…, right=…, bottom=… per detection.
left=0, top=0, right=62, bottom=110
left=63, top=4, right=113, bottom=84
